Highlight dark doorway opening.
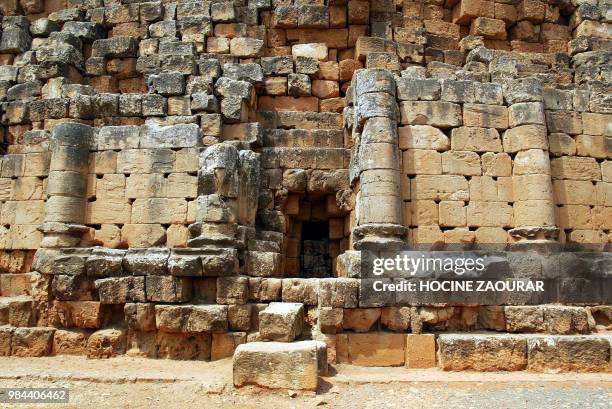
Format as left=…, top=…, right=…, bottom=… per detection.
left=300, top=221, right=331, bottom=278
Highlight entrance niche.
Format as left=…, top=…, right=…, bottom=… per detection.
left=284, top=194, right=347, bottom=278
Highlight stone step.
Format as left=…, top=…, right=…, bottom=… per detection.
left=438, top=333, right=612, bottom=372
left=257, top=111, right=343, bottom=130
left=259, top=302, right=304, bottom=342
left=233, top=340, right=326, bottom=390
left=0, top=295, right=35, bottom=327
left=263, top=129, right=344, bottom=148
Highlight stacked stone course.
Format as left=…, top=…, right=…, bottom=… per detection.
left=0, top=0, right=610, bottom=389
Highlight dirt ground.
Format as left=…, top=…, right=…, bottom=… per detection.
left=0, top=357, right=610, bottom=409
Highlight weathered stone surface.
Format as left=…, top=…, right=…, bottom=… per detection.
left=259, top=302, right=304, bottom=342
left=10, top=327, right=55, bottom=357
left=527, top=336, right=610, bottom=372
left=438, top=334, right=527, bottom=371
left=233, top=341, right=321, bottom=390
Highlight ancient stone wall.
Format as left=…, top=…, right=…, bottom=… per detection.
left=0, top=0, right=610, bottom=374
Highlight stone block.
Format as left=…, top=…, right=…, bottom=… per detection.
left=87, top=328, right=126, bottom=359
left=230, top=37, right=264, bottom=58
left=347, top=333, right=405, bottom=366
left=248, top=277, right=282, bottom=302
left=343, top=308, right=380, bottom=332
left=156, top=331, right=211, bottom=360
left=400, top=101, right=462, bottom=128
left=233, top=341, right=320, bottom=390
left=463, top=104, right=508, bottom=129
left=217, top=276, right=249, bottom=304
left=470, top=17, right=507, bottom=40
left=52, top=329, right=90, bottom=356
left=406, top=334, right=437, bottom=368
left=145, top=276, right=191, bottom=303
left=292, top=43, right=328, bottom=61
left=281, top=278, right=319, bottom=305
left=438, top=334, right=527, bottom=371
left=10, top=327, right=54, bottom=357
left=212, top=332, right=246, bottom=360
left=124, top=303, right=156, bottom=332
left=398, top=125, right=449, bottom=151
left=527, top=336, right=610, bottom=372
left=319, top=278, right=359, bottom=308
left=259, top=302, right=304, bottom=342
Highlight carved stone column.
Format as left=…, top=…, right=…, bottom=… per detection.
left=350, top=69, right=407, bottom=249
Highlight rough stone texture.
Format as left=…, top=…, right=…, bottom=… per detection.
left=0, top=0, right=610, bottom=372
left=233, top=341, right=321, bottom=390
left=438, top=334, right=527, bottom=371
left=259, top=302, right=304, bottom=342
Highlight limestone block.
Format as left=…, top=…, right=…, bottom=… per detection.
left=291, top=43, right=328, bottom=61
left=439, top=201, right=467, bottom=227
left=412, top=175, right=469, bottom=201
left=403, top=149, right=441, bottom=175
left=343, top=308, right=380, bottom=332
left=508, top=102, right=546, bottom=128
left=156, top=331, right=211, bottom=360
left=467, top=201, right=514, bottom=227
left=117, top=149, right=175, bottom=174
left=10, top=327, right=55, bottom=357
left=451, top=127, right=502, bottom=152
left=248, top=278, right=282, bottom=302
left=187, top=305, right=228, bottom=333
left=124, top=303, right=156, bottom=332
left=87, top=328, right=126, bottom=359
left=396, top=78, right=441, bottom=101
left=438, top=334, right=527, bottom=371
left=211, top=332, right=246, bottom=360
left=120, top=224, right=165, bottom=248
left=319, top=307, right=343, bottom=333
left=400, top=101, right=462, bottom=128
left=463, top=104, right=508, bottom=129
left=140, top=124, right=200, bottom=149
left=281, top=278, right=319, bottom=305
left=481, top=152, right=512, bottom=176
left=550, top=157, right=601, bottom=181
left=409, top=200, right=439, bottom=225
left=233, top=341, right=320, bottom=390
left=52, top=301, right=106, bottom=329
left=452, top=0, right=494, bottom=25
left=470, top=17, right=507, bottom=40
left=145, top=276, right=191, bottom=302
left=576, top=135, right=608, bottom=159
left=582, top=113, right=611, bottom=136
left=347, top=333, right=405, bottom=366
left=85, top=248, right=126, bottom=277
left=406, top=334, right=436, bottom=368
left=131, top=198, right=187, bottom=223
left=259, top=302, right=304, bottom=342
left=319, top=278, right=359, bottom=308
left=527, top=336, right=610, bottom=372
left=442, top=151, right=482, bottom=176
left=230, top=37, right=263, bottom=58
left=552, top=180, right=598, bottom=206
left=546, top=111, right=582, bottom=135
left=52, top=329, right=90, bottom=356
left=96, top=277, right=145, bottom=304
left=398, top=125, right=449, bottom=151
left=380, top=307, right=411, bottom=332
left=217, top=276, right=248, bottom=304
left=246, top=251, right=282, bottom=277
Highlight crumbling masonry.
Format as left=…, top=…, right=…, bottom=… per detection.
left=0, top=0, right=610, bottom=389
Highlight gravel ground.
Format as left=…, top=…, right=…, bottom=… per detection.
left=0, top=357, right=609, bottom=409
